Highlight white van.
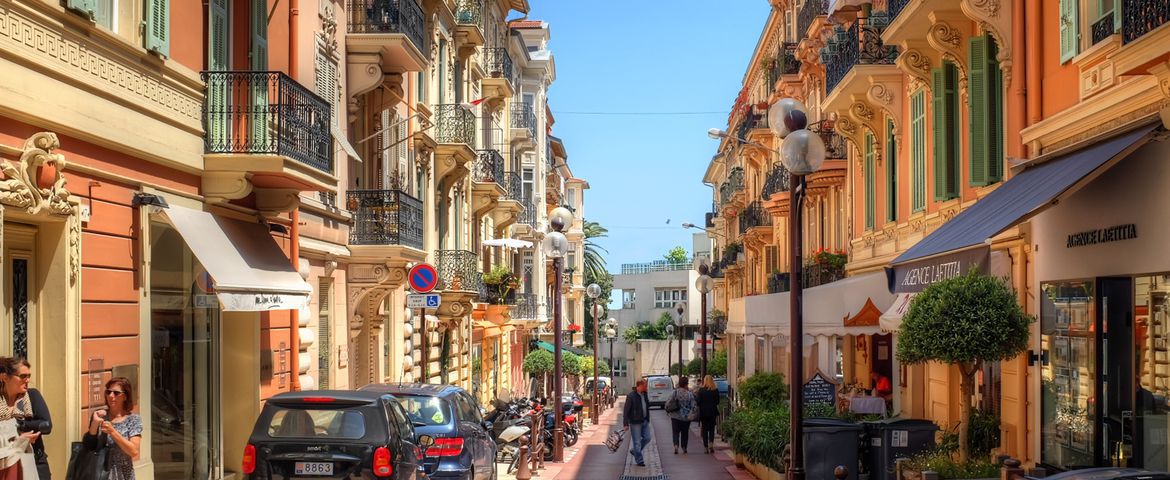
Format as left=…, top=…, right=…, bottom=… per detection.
left=643, top=375, right=674, bottom=409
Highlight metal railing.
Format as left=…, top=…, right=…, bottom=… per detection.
left=483, top=47, right=514, bottom=84
left=619, top=261, right=693, bottom=275
left=1123, top=0, right=1170, bottom=44
left=502, top=172, right=523, bottom=201
left=347, top=189, right=424, bottom=249
left=803, top=262, right=846, bottom=288
left=720, top=167, right=745, bottom=206
left=765, top=45, right=801, bottom=88
left=454, top=0, right=482, bottom=28
left=346, top=0, right=427, bottom=51
left=888, top=0, right=910, bottom=24
left=739, top=201, right=772, bottom=235
left=472, top=149, right=505, bottom=184
left=519, top=199, right=537, bottom=226
left=434, top=104, right=475, bottom=145
left=737, top=112, right=768, bottom=141
left=824, top=14, right=898, bottom=95
left=511, top=293, right=539, bottom=320
left=511, top=101, right=537, bottom=139
left=436, top=250, right=482, bottom=292
left=798, top=0, right=827, bottom=39
left=202, top=71, right=333, bottom=173
left=808, top=121, right=848, bottom=160
left=1093, top=12, right=1117, bottom=44
left=768, top=272, right=790, bottom=294
left=762, top=163, right=791, bottom=199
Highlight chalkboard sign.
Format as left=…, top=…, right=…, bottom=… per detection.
left=802, top=372, right=837, bottom=407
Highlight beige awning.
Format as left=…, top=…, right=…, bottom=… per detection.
left=879, top=293, right=917, bottom=333
left=333, top=120, right=362, bottom=163
left=160, top=206, right=312, bottom=312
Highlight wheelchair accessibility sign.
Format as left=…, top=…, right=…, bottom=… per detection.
left=407, top=294, right=441, bottom=309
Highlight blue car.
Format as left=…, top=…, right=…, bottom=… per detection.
left=360, top=384, right=497, bottom=480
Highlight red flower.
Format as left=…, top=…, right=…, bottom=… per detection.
left=568, top=324, right=582, bottom=332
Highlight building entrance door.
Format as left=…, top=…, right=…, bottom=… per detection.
left=1099, top=277, right=1135, bottom=468
left=2, top=222, right=37, bottom=360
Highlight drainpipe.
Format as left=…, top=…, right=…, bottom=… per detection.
left=1011, top=0, right=1028, bottom=160
left=1026, top=0, right=1042, bottom=129
left=288, top=0, right=303, bottom=392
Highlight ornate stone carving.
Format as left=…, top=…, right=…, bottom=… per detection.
left=896, top=47, right=935, bottom=92
left=1, top=133, right=72, bottom=216
left=69, top=216, right=81, bottom=285
left=318, top=3, right=339, bottom=57
left=850, top=102, right=876, bottom=122
left=961, top=0, right=1013, bottom=87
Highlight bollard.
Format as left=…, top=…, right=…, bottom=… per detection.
left=835, top=466, right=849, bottom=480
left=1001, top=458, right=1023, bottom=480
left=516, top=438, right=533, bottom=480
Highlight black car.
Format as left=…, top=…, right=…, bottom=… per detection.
left=243, top=390, right=424, bottom=479
left=360, top=384, right=497, bottom=480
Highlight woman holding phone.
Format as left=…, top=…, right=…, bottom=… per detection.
left=87, top=377, right=141, bottom=480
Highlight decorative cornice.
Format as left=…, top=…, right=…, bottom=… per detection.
left=928, top=16, right=973, bottom=102
left=896, top=45, right=935, bottom=93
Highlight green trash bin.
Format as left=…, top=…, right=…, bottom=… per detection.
left=804, top=418, right=864, bottom=480
left=862, top=419, right=939, bottom=480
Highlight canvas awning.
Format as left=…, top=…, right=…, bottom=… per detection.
left=159, top=205, right=312, bottom=311
left=728, top=272, right=894, bottom=336
left=879, top=293, right=917, bottom=333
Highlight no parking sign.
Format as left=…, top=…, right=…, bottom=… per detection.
left=408, top=263, right=439, bottom=293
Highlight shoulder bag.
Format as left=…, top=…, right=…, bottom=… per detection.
left=664, top=391, right=680, bottom=413
left=65, top=433, right=109, bottom=480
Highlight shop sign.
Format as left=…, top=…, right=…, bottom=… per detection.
left=1066, top=223, right=1137, bottom=248
left=889, top=246, right=990, bottom=293
left=802, top=371, right=837, bottom=407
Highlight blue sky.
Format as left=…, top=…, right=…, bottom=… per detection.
left=528, top=1, right=770, bottom=273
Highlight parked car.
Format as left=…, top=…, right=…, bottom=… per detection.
left=584, top=376, right=611, bottom=394
left=643, top=375, right=675, bottom=408
left=243, top=390, right=424, bottom=479
left=361, top=383, right=497, bottom=480
left=714, top=377, right=729, bottom=398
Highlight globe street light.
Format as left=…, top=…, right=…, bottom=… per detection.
left=696, top=264, right=714, bottom=377
left=674, top=302, right=686, bottom=383
left=606, top=318, right=618, bottom=378
left=586, top=283, right=602, bottom=425
left=542, top=206, right=574, bottom=463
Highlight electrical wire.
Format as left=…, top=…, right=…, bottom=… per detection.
left=551, top=110, right=726, bottom=116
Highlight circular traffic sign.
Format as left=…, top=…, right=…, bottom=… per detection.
left=408, top=263, right=439, bottom=293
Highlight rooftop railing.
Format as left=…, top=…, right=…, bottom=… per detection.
left=619, top=261, right=693, bottom=275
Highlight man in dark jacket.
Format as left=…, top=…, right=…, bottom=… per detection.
left=623, top=379, right=651, bottom=466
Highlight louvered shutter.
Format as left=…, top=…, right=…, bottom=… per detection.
left=250, top=0, right=269, bottom=145
left=65, top=0, right=98, bottom=19
left=381, top=110, right=392, bottom=189
left=250, top=0, right=268, bottom=70
left=1060, top=0, right=1079, bottom=62
left=931, top=68, right=946, bottom=201
left=968, top=35, right=989, bottom=186
left=145, top=0, right=170, bottom=56
left=207, top=0, right=230, bottom=148
left=886, top=118, right=897, bottom=222
left=988, top=38, right=1004, bottom=183
left=943, top=63, right=959, bottom=199
left=864, top=131, right=875, bottom=230
left=396, top=113, right=409, bottom=187
left=318, top=280, right=332, bottom=389
left=911, top=90, right=926, bottom=212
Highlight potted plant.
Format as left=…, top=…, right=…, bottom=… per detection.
left=481, top=265, right=518, bottom=324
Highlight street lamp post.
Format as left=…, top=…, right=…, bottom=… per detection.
left=675, top=302, right=686, bottom=383
left=542, top=206, right=574, bottom=463
left=587, top=283, right=602, bottom=425
left=696, top=266, right=713, bottom=377
left=665, top=323, right=674, bottom=378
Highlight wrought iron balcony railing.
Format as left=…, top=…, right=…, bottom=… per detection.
left=347, top=189, right=424, bottom=249
left=1123, top=0, right=1169, bottom=44
left=768, top=272, right=790, bottom=294
left=519, top=200, right=537, bottom=226
left=798, top=0, right=828, bottom=39
left=803, top=262, right=846, bottom=288
left=472, top=149, right=505, bottom=184
left=739, top=201, right=772, bottom=235
left=719, top=167, right=745, bottom=206
left=434, top=104, right=475, bottom=145
left=502, top=172, right=523, bottom=201
left=888, top=0, right=910, bottom=24
left=202, top=71, right=333, bottom=173
left=762, top=163, right=791, bottom=199
left=511, top=292, right=539, bottom=320
left=808, top=121, right=849, bottom=160
left=436, top=250, right=483, bottom=292
left=765, top=45, right=801, bottom=88
left=511, top=101, right=537, bottom=138
left=454, top=0, right=482, bottom=28
left=736, top=112, right=768, bottom=141
left=484, top=47, right=514, bottom=83
left=346, top=0, right=427, bottom=51
left=824, top=14, right=898, bottom=95
left=1092, top=12, right=1117, bottom=44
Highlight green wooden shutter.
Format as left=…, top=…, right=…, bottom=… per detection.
left=251, top=0, right=269, bottom=145
left=911, top=90, right=926, bottom=212
left=208, top=0, right=229, bottom=70
left=144, top=0, right=170, bottom=57
left=932, top=63, right=959, bottom=200
left=207, top=0, right=229, bottom=148
left=1060, top=0, right=1079, bottom=62
left=66, top=0, right=98, bottom=20
left=250, top=0, right=268, bottom=70
left=865, top=131, right=875, bottom=230
left=931, top=67, right=946, bottom=201
left=968, top=35, right=989, bottom=186
left=944, top=63, right=959, bottom=198
left=886, top=118, right=897, bottom=222
left=988, top=38, right=1003, bottom=183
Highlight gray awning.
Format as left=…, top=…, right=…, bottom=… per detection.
left=891, top=124, right=1158, bottom=269
left=160, top=206, right=312, bottom=311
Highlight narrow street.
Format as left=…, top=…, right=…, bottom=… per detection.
left=500, top=398, right=754, bottom=480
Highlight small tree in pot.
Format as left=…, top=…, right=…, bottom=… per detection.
left=897, top=271, right=1032, bottom=463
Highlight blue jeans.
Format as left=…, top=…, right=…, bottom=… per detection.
left=629, top=421, right=651, bottom=464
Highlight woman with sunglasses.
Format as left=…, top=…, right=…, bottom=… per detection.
left=0, top=358, right=51, bottom=479
left=88, top=377, right=141, bottom=480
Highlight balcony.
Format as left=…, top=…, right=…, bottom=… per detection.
left=798, top=0, right=828, bottom=39
left=454, top=0, right=485, bottom=48
left=510, top=293, right=539, bottom=321
left=489, top=171, right=525, bottom=230
left=434, top=104, right=476, bottom=195
left=201, top=71, right=336, bottom=205
left=719, top=167, right=745, bottom=208
left=1093, top=12, right=1117, bottom=45
left=482, top=48, right=516, bottom=99
left=347, top=189, right=424, bottom=249
left=824, top=16, right=898, bottom=96
left=768, top=272, right=790, bottom=294
left=471, top=149, right=506, bottom=216
left=738, top=201, right=772, bottom=235
left=762, top=163, right=791, bottom=200
left=803, top=262, right=846, bottom=288
left=1122, top=0, right=1170, bottom=45
left=436, top=250, right=483, bottom=293
left=510, top=101, right=537, bottom=144
left=737, top=111, right=771, bottom=146
left=808, top=121, right=849, bottom=160
left=519, top=199, right=538, bottom=227
left=346, top=0, right=428, bottom=78
left=765, top=44, right=801, bottom=90
left=619, top=261, right=692, bottom=275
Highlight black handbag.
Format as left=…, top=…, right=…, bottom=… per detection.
left=65, top=433, right=109, bottom=480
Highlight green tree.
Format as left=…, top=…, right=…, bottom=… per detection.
left=523, top=349, right=554, bottom=375
left=707, top=349, right=728, bottom=376
left=583, top=271, right=613, bottom=349
left=622, top=312, right=676, bottom=343
left=562, top=353, right=583, bottom=380
left=897, top=271, right=1032, bottom=463
left=664, top=245, right=689, bottom=264
left=583, top=221, right=610, bottom=284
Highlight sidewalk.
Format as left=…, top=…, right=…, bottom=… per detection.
left=496, top=400, right=626, bottom=480
left=645, top=408, right=754, bottom=480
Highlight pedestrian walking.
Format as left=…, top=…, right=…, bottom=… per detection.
left=622, top=379, right=651, bottom=467
left=88, top=377, right=141, bottom=480
left=665, top=376, right=697, bottom=454
left=696, top=375, right=721, bottom=454
left=2, top=358, right=51, bottom=479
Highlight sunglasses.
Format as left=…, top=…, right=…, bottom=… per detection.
left=13, top=374, right=30, bottom=381
left=105, top=390, right=125, bottom=397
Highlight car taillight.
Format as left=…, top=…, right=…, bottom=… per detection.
left=242, top=444, right=256, bottom=474
left=373, top=447, right=393, bottom=477
left=300, top=397, right=335, bottom=403
left=426, top=437, right=465, bottom=457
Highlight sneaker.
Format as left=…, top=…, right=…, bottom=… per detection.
left=673, top=446, right=678, bottom=454
left=637, top=462, right=646, bottom=467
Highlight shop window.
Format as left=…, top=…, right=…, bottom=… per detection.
left=1040, top=280, right=1096, bottom=470
left=1134, top=275, right=1170, bottom=471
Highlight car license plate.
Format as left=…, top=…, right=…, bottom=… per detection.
left=294, top=462, right=333, bottom=476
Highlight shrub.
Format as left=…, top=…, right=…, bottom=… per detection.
left=738, top=372, right=788, bottom=410
left=562, top=353, right=582, bottom=378
left=905, top=450, right=999, bottom=480
left=967, top=410, right=1001, bottom=461
left=708, top=349, right=728, bottom=376
left=523, top=349, right=554, bottom=375
left=726, top=406, right=791, bottom=472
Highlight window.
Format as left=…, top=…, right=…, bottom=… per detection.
left=1060, top=0, right=1080, bottom=62
left=968, top=34, right=1003, bottom=186
left=567, top=188, right=577, bottom=209
left=522, top=251, right=534, bottom=293
left=268, top=409, right=365, bottom=439
left=864, top=131, right=876, bottom=230
left=522, top=168, right=534, bottom=202
left=911, top=90, right=927, bottom=212
left=318, top=279, right=332, bottom=389
left=623, top=290, right=636, bottom=309
left=438, top=39, right=447, bottom=104
left=932, top=62, right=960, bottom=201
left=567, top=250, right=577, bottom=272
left=886, top=118, right=897, bottom=222
left=654, top=289, right=687, bottom=309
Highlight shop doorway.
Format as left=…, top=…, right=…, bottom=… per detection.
left=2, top=223, right=37, bottom=361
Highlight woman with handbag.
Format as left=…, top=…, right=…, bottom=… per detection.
left=0, top=357, right=44, bottom=480
left=87, top=378, right=141, bottom=480
left=695, top=375, right=721, bottom=454
left=1, top=358, right=51, bottom=479
left=665, top=376, right=697, bottom=455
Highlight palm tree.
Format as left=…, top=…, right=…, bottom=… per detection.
left=583, top=220, right=609, bottom=281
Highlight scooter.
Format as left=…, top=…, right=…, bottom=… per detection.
left=497, top=421, right=531, bottom=474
